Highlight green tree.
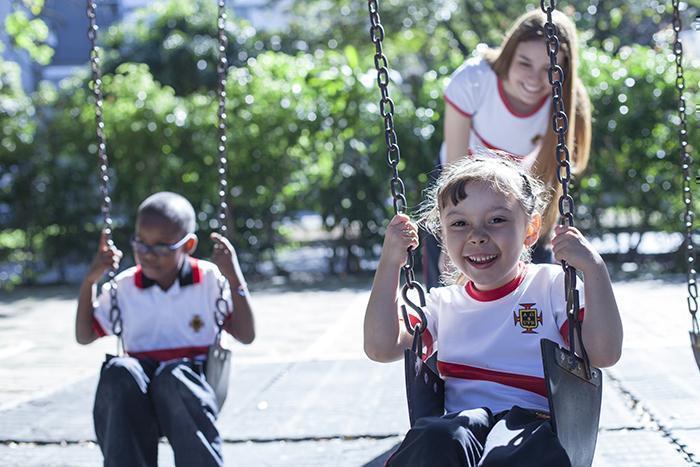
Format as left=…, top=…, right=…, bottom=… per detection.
left=3, top=0, right=53, bottom=65
left=100, top=0, right=263, bottom=95
left=577, top=43, right=699, bottom=257
left=0, top=60, right=37, bottom=284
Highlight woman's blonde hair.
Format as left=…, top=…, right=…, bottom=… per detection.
left=484, top=9, right=592, bottom=235
left=419, top=153, right=551, bottom=284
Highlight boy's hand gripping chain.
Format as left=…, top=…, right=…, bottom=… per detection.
left=671, top=0, right=700, bottom=366
left=540, top=0, right=591, bottom=378
left=367, top=0, right=428, bottom=335
left=87, top=1, right=123, bottom=356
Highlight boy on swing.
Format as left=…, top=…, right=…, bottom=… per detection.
left=75, top=191, right=255, bottom=467
left=364, top=156, right=622, bottom=466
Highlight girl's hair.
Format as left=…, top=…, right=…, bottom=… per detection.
left=484, top=9, right=592, bottom=235
left=419, top=153, right=550, bottom=284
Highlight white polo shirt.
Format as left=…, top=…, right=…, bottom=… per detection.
left=93, top=257, right=232, bottom=361
left=440, top=57, right=551, bottom=166
left=421, top=263, right=585, bottom=414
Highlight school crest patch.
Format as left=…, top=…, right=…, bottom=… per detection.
left=189, top=314, right=205, bottom=333
left=513, top=303, right=542, bottom=334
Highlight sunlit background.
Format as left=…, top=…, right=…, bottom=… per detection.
left=0, top=0, right=698, bottom=287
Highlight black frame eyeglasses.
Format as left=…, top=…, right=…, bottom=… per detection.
left=130, top=234, right=193, bottom=257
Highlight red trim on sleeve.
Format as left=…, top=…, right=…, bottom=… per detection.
left=190, top=258, right=201, bottom=284
left=129, top=346, right=210, bottom=362
left=92, top=316, right=107, bottom=337
left=134, top=266, right=144, bottom=289
left=466, top=263, right=527, bottom=302
left=559, top=307, right=586, bottom=345
left=408, top=314, right=435, bottom=358
left=444, top=95, right=473, bottom=118
left=497, top=79, right=549, bottom=118
left=438, top=360, right=548, bottom=398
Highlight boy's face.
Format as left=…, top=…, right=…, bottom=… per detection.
left=440, top=180, right=539, bottom=291
left=133, top=213, right=195, bottom=289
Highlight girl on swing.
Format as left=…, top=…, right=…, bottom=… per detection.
left=424, top=8, right=592, bottom=288
left=364, top=156, right=622, bottom=466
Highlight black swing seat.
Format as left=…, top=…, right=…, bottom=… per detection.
left=206, top=333, right=232, bottom=410
left=690, top=331, right=700, bottom=371
left=404, top=331, right=444, bottom=426
left=404, top=336, right=603, bottom=467
left=540, top=338, right=602, bottom=467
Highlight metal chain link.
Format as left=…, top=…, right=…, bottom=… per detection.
left=87, top=0, right=123, bottom=355
left=367, top=0, right=427, bottom=334
left=215, top=0, right=231, bottom=331
left=672, top=0, right=698, bottom=334
left=540, top=0, right=590, bottom=373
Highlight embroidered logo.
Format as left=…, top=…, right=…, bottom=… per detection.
left=189, top=314, right=205, bottom=333
left=513, top=303, right=542, bottom=334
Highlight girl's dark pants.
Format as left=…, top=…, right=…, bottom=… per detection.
left=386, top=406, right=571, bottom=467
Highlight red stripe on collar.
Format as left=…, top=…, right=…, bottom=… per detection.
left=133, top=257, right=201, bottom=289
left=189, top=257, right=201, bottom=284
left=465, top=263, right=527, bottom=302
left=497, top=78, right=549, bottom=118
left=134, top=265, right=147, bottom=289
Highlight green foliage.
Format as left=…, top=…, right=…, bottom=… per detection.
left=577, top=44, right=699, bottom=239
left=4, top=0, right=53, bottom=65
left=0, top=61, right=36, bottom=240
left=100, top=0, right=262, bottom=95
left=2, top=0, right=699, bottom=283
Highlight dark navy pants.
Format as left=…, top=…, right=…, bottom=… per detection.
left=93, top=356, right=223, bottom=467
left=386, top=406, right=570, bottom=467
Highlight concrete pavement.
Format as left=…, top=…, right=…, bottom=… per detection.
left=0, top=277, right=699, bottom=466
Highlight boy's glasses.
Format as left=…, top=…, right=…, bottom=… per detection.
left=130, top=234, right=192, bottom=257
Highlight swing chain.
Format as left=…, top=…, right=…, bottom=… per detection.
left=367, top=0, right=426, bottom=333
left=215, top=280, right=230, bottom=331
left=87, top=0, right=123, bottom=352
left=215, top=0, right=231, bottom=330
left=672, top=0, right=698, bottom=328
left=216, top=0, right=229, bottom=237
left=541, top=0, right=590, bottom=375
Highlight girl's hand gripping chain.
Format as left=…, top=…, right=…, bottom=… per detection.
left=552, top=225, right=623, bottom=368
left=364, top=214, right=419, bottom=363
left=551, top=225, right=603, bottom=274
left=382, top=214, right=420, bottom=268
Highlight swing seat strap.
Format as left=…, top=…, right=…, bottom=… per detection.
left=541, top=338, right=602, bottom=467
left=404, top=332, right=445, bottom=426
left=206, top=331, right=232, bottom=410
left=690, top=331, right=700, bottom=370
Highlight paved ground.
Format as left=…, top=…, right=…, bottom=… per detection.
left=0, top=277, right=699, bottom=466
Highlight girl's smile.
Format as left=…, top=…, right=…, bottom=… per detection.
left=501, top=40, right=558, bottom=114
left=441, top=180, right=539, bottom=291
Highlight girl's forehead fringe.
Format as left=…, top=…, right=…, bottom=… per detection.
left=437, top=170, right=523, bottom=209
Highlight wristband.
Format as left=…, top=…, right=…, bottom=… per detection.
left=235, top=283, right=249, bottom=297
